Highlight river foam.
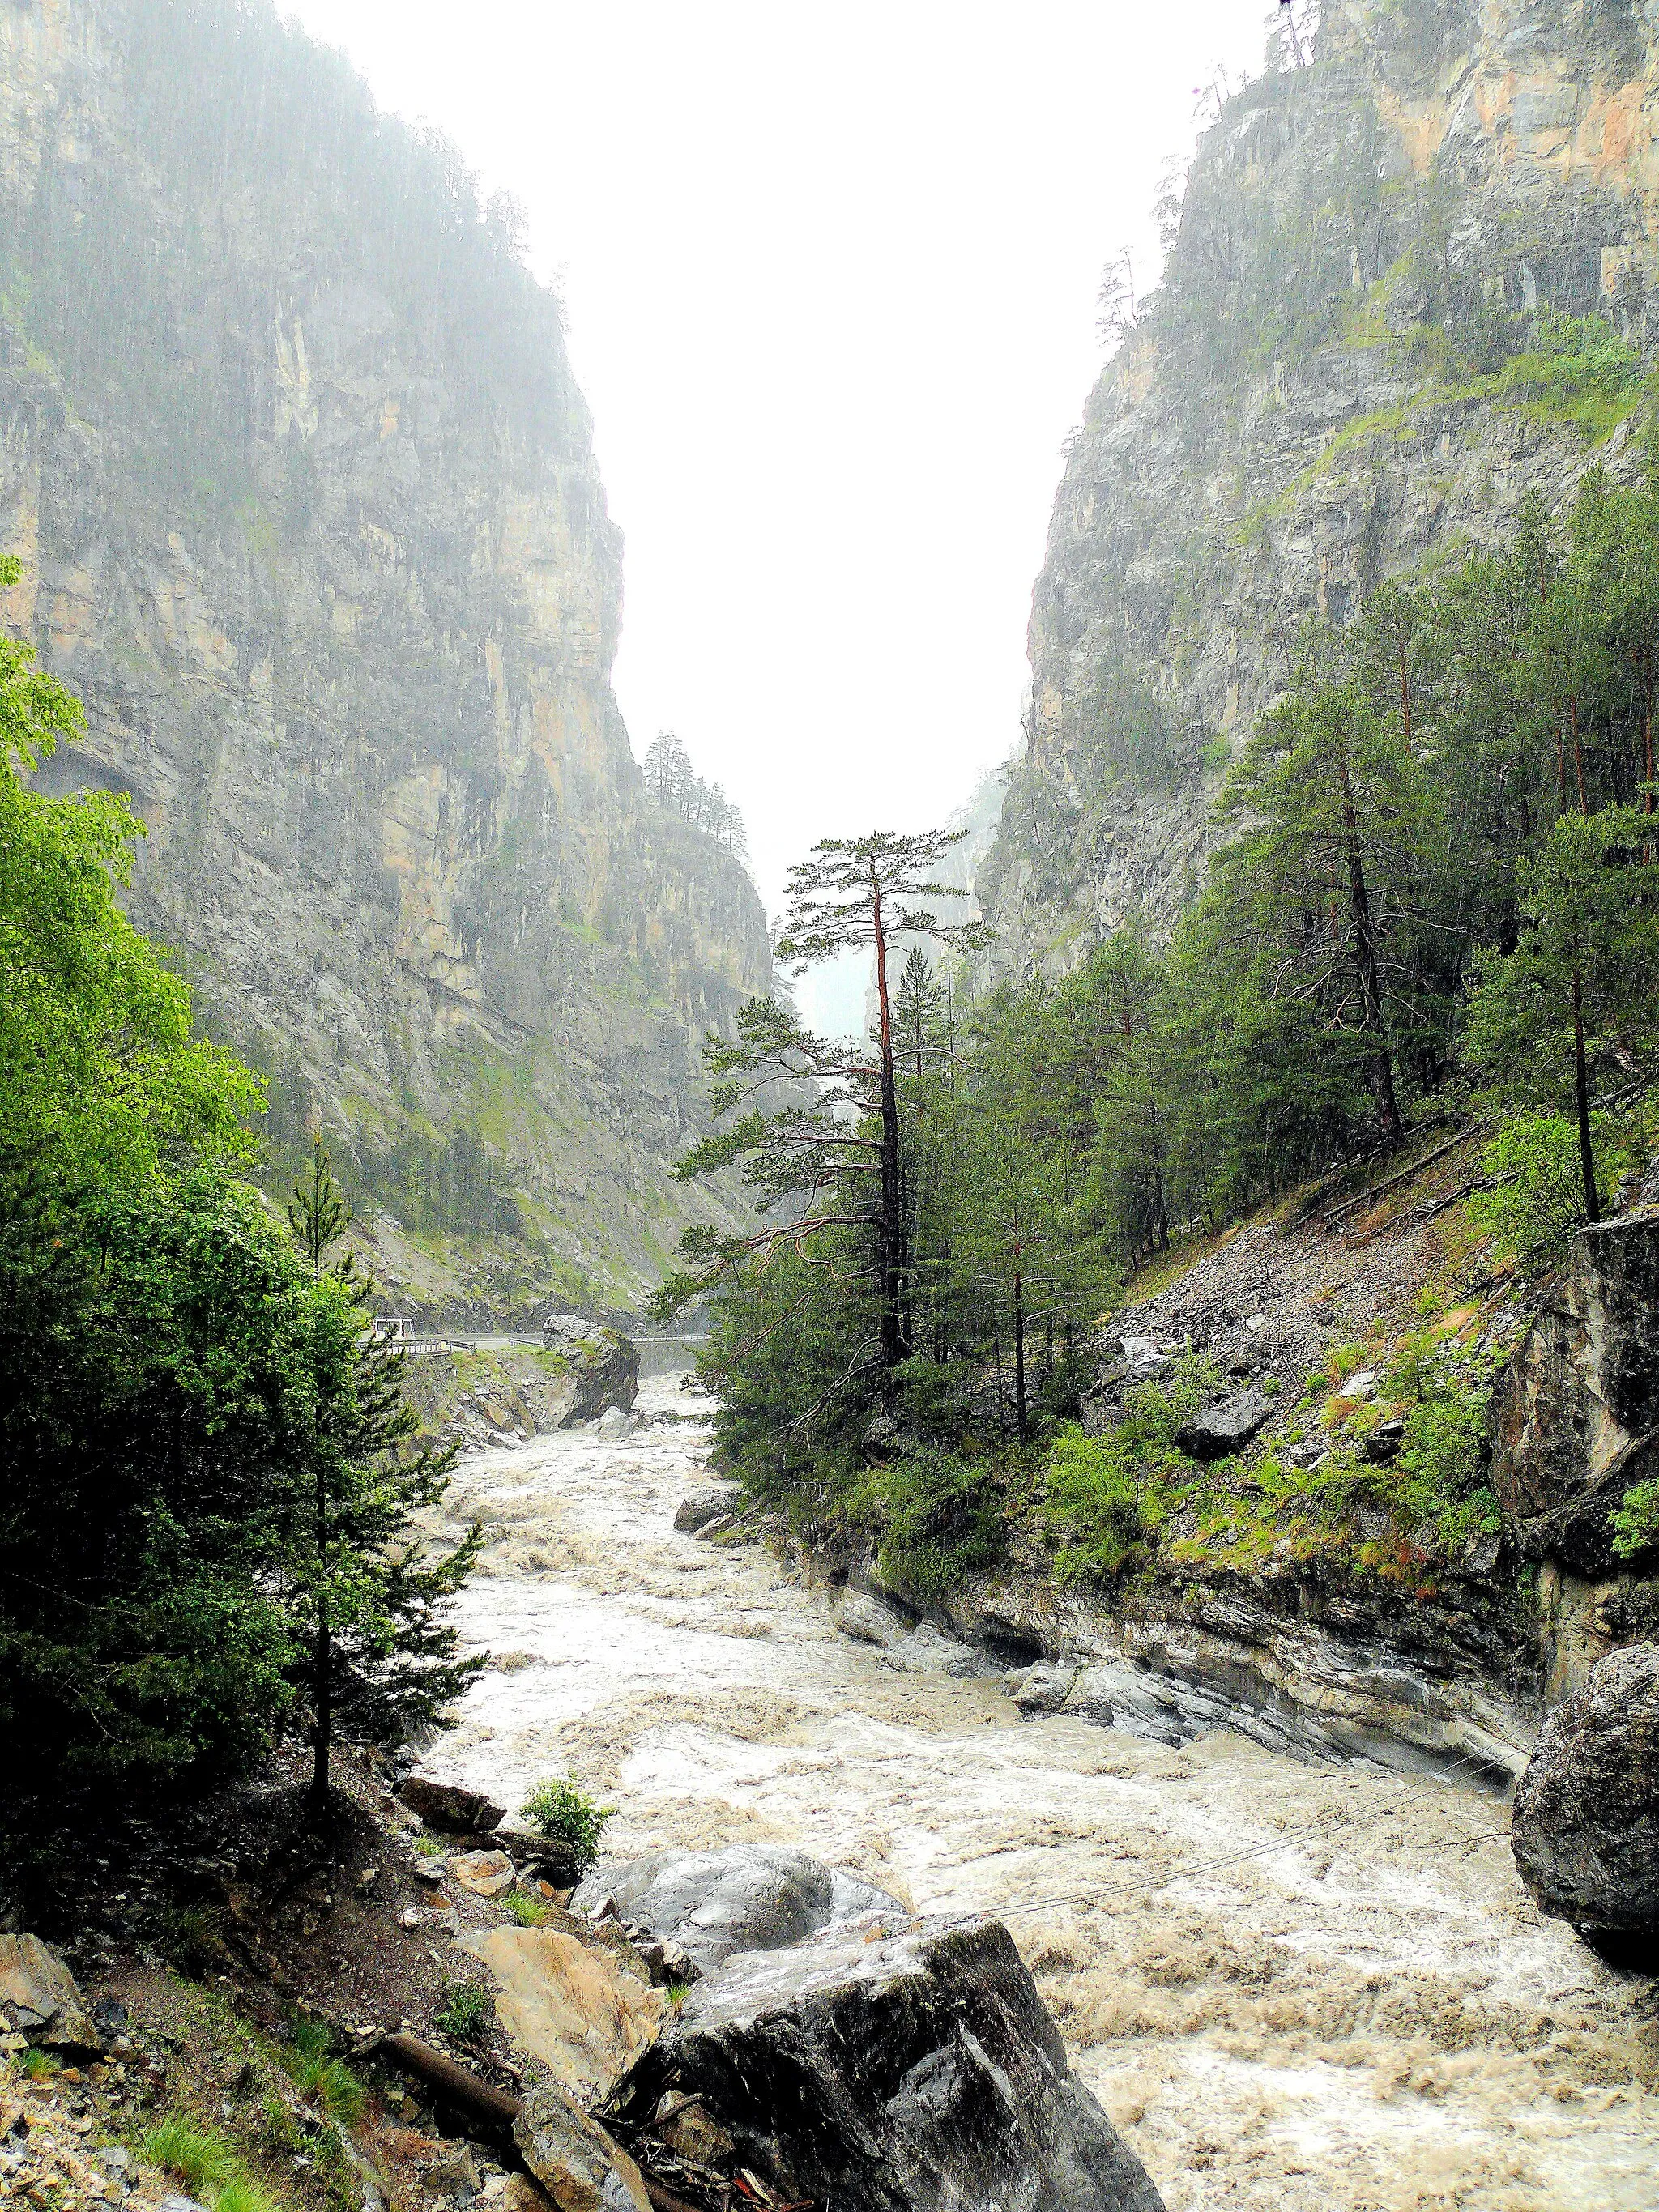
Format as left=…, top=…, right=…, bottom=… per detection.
left=423, top=1371, right=1659, bottom=2211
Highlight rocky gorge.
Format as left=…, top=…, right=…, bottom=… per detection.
left=0, top=0, right=771, bottom=1316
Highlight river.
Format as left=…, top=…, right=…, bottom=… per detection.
left=423, top=1367, right=1659, bottom=2212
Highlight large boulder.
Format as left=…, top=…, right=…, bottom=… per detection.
left=1175, top=1389, right=1274, bottom=1462
left=834, top=1592, right=907, bottom=1647
left=1512, top=1641, right=1659, bottom=1937
left=621, top=1916, right=1165, bottom=2212
left=398, top=1774, right=505, bottom=1833
left=571, top=1846, right=898, bottom=1973
left=673, top=1485, right=738, bottom=1534
left=541, top=1315, right=640, bottom=1424
left=462, top=1927, right=663, bottom=2101
left=0, top=1936, right=98, bottom=2052
left=514, top=2079, right=651, bottom=2212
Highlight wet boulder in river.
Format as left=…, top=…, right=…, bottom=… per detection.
left=1512, top=1641, right=1659, bottom=1938
left=673, top=1485, right=738, bottom=1533
left=834, top=1590, right=908, bottom=1645
left=619, top=1916, right=1166, bottom=2212
left=572, top=1844, right=898, bottom=1973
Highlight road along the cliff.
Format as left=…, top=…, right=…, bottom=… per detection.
left=420, top=1370, right=1659, bottom=2212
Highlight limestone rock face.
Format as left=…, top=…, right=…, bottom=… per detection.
left=571, top=1846, right=899, bottom=1974
left=982, top=0, right=1659, bottom=968
left=0, top=0, right=770, bottom=1310
left=624, top=1917, right=1167, bottom=2212
left=1512, top=1641, right=1659, bottom=1935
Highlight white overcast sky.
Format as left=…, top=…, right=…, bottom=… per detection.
left=287, top=2, right=1277, bottom=947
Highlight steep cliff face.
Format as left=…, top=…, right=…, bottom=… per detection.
left=0, top=0, right=770, bottom=1307
left=982, top=0, right=1659, bottom=967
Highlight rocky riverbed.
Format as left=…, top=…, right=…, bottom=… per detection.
left=419, top=1370, right=1659, bottom=2212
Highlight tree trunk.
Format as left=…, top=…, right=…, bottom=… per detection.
left=309, top=1458, right=331, bottom=1818
left=1336, top=748, right=1403, bottom=1147
left=1572, top=962, right=1600, bottom=1225
left=869, top=864, right=904, bottom=1375
left=1013, top=1268, right=1027, bottom=1442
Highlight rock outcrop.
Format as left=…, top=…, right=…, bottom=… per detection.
left=514, top=2079, right=652, bottom=2212
left=1491, top=1202, right=1659, bottom=1697
left=982, top=0, right=1659, bottom=968
left=0, top=0, right=770, bottom=1312
left=572, top=1846, right=900, bottom=1975
left=621, top=1916, right=1166, bottom=2212
left=1512, top=1640, right=1659, bottom=1937
left=0, top=1935, right=98, bottom=2053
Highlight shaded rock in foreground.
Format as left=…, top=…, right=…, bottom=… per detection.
left=624, top=1916, right=1165, bottom=2212
left=514, top=2078, right=651, bottom=2212
left=572, top=1845, right=898, bottom=1973
left=0, top=1935, right=98, bottom=2052
left=1512, top=1641, right=1659, bottom=1937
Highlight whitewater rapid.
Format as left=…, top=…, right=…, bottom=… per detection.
left=424, top=1367, right=1659, bottom=2212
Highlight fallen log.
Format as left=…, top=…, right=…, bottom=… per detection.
left=354, top=2032, right=522, bottom=2129
left=1320, top=1127, right=1480, bottom=1228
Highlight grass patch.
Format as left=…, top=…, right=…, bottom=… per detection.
left=282, top=2018, right=365, bottom=2125
left=143, top=2116, right=278, bottom=2212
left=504, top=1889, right=552, bottom=1927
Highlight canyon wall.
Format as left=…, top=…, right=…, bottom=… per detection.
left=0, top=0, right=770, bottom=1310
left=982, top=0, right=1659, bottom=967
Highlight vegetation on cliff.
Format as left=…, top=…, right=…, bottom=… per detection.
left=665, top=459, right=1659, bottom=1601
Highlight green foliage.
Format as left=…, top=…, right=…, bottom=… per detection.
left=432, top=1980, right=492, bottom=2047
left=1041, top=1356, right=1217, bottom=1579
left=0, top=593, right=480, bottom=1853
left=1469, top=1112, right=1613, bottom=1258
left=855, top=1447, right=1007, bottom=1598
left=1043, top=1424, right=1172, bottom=1580
left=505, top=1889, right=552, bottom=1926
left=519, top=1779, right=613, bottom=1872
left=1393, top=1377, right=1499, bottom=1554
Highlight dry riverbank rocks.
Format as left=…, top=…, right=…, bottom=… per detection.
left=1512, top=1641, right=1659, bottom=1941
left=621, top=1916, right=1166, bottom=2212
left=572, top=1845, right=899, bottom=1975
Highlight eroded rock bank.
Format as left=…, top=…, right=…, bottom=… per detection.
left=402, top=1321, right=641, bottom=1450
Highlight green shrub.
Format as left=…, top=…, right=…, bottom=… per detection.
left=862, top=1446, right=1005, bottom=1598
left=1469, top=1111, right=1616, bottom=1258
left=1613, top=1477, right=1659, bottom=1562
left=518, top=1779, right=612, bottom=1873
left=433, top=1979, right=493, bottom=2047
left=504, top=1889, right=551, bottom=1927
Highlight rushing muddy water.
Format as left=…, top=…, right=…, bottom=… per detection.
left=424, top=1370, right=1659, bottom=2212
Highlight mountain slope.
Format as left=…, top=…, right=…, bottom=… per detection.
left=983, top=0, right=1659, bottom=968
left=0, top=0, right=769, bottom=1310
